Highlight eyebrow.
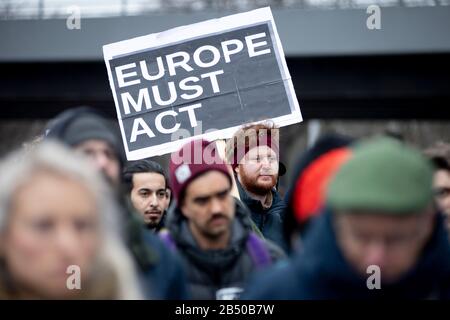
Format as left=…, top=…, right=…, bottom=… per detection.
left=138, top=188, right=165, bottom=193
left=192, top=188, right=230, bottom=202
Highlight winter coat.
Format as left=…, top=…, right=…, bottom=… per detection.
left=236, top=179, right=288, bottom=252
left=162, top=200, right=285, bottom=300
left=244, top=208, right=450, bottom=299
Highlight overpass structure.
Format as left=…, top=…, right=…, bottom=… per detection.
left=1, top=6, right=449, bottom=119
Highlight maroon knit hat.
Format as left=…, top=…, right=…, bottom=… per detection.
left=169, top=139, right=232, bottom=203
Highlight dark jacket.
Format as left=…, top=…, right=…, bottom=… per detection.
left=164, top=200, right=285, bottom=300
left=243, top=208, right=450, bottom=299
left=122, top=199, right=188, bottom=300
left=236, top=178, right=288, bottom=252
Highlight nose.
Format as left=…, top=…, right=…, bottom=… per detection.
left=92, top=152, right=109, bottom=171
left=365, top=241, right=387, bottom=268
left=149, top=193, right=158, bottom=208
left=210, top=197, right=223, bottom=214
left=261, top=156, right=270, bottom=166
left=55, top=226, right=80, bottom=262
left=260, top=158, right=273, bottom=172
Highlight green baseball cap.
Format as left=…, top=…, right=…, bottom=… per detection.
left=327, top=137, right=434, bottom=214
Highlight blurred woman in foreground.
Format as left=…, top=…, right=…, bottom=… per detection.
left=0, top=142, right=142, bottom=299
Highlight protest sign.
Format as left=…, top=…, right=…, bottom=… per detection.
left=103, top=7, right=302, bottom=160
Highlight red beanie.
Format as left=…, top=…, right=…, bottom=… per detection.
left=292, top=147, right=352, bottom=225
left=169, top=139, right=232, bottom=203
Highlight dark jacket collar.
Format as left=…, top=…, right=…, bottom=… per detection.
left=235, top=176, right=284, bottom=212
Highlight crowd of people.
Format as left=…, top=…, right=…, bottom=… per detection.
left=1, top=105, right=450, bottom=299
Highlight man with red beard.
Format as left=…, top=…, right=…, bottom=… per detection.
left=226, top=123, right=288, bottom=252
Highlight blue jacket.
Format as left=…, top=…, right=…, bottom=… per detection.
left=236, top=179, right=288, bottom=252
left=243, top=208, right=450, bottom=299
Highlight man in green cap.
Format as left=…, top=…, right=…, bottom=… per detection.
left=244, top=137, right=450, bottom=299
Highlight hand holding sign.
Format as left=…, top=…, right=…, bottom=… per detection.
left=103, top=7, right=302, bottom=160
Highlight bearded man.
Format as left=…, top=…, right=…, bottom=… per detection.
left=226, top=123, right=287, bottom=251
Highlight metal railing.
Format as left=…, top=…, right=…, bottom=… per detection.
left=1, top=0, right=449, bottom=20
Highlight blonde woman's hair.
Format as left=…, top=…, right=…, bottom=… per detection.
left=0, top=141, right=143, bottom=299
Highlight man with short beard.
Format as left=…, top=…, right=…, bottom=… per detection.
left=162, top=139, right=284, bottom=300
left=226, top=123, right=288, bottom=251
left=123, top=159, right=170, bottom=232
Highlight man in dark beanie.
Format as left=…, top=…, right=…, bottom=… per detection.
left=161, top=139, right=284, bottom=300
left=225, top=122, right=287, bottom=252
left=45, top=106, right=123, bottom=187
left=244, top=137, right=450, bottom=299
left=44, top=106, right=187, bottom=300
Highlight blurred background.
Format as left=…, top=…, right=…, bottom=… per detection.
left=1, top=0, right=450, bottom=191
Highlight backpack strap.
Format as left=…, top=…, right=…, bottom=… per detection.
left=158, top=229, right=177, bottom=252
left=246, top=232, right=272, bottom=268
